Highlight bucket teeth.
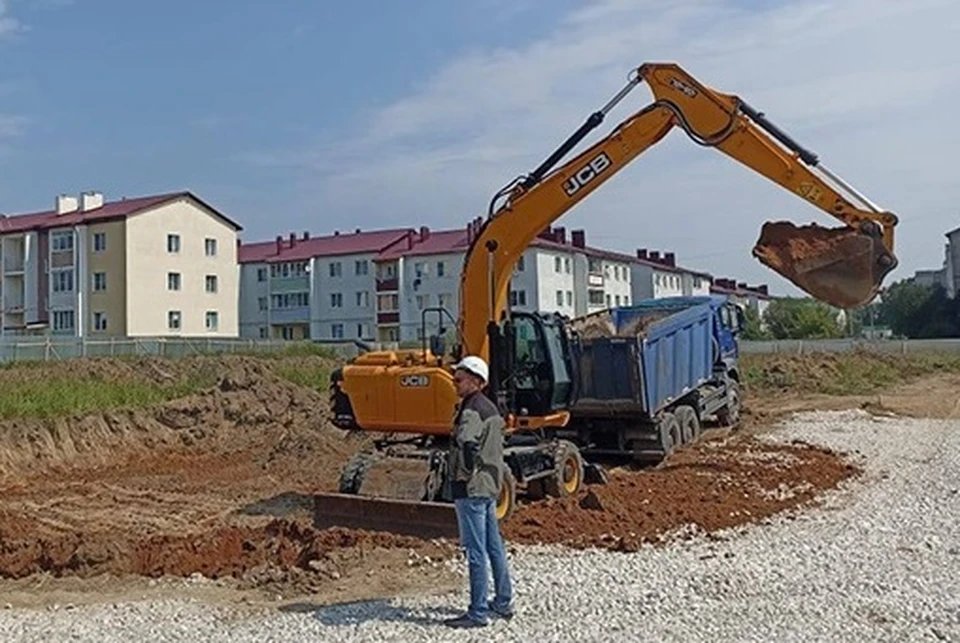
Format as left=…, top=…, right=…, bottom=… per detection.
left=753, top=220, right=896, bottom=309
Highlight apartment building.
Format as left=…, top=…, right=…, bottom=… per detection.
left=710, top=277, right=773, bottom=318
left=237, top=227, right=413, bottom=340
left=0, top=190, right=241, bottom=337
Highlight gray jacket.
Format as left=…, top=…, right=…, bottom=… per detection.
left=448, top=391, right=505, bottom=499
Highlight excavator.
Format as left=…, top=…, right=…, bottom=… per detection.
left=314, top=61, right=899, bottom=538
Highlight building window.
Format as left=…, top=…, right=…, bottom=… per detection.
left=438, top=293, right=453, bottom=310
left=205, top=238, right=217, bottom=257
left=330, top=292, right=343, bottom=308
left=555, top=256, right=562, bottom=273
left=93, top=271, right=107, bottom=292
left=93, top=232, right=106, bottom=253
left=271, top=292, right=309, bottom=308
left=257, top=267, right=267, bottom=282
left=329, top=261, right=342, bottom=277
left=258, top=297, right=267, bottom=311
left=52, top=269, right=74, bottom=293
left=437, top=261, right=445, bottom=277
left=167, top=234, right=180, bottom=253
left=354, top=260, right=368, bottom=275
left=564, top=257, right=571, bottom=274
left=516, top=255, right=525, bottom=272
left=556, top=290, right=563, bottom=306
left=93, top=311, right=107, bottom=331
left=377, top=293, right=399, bottom=311
left=167, top=272, right=181, bottom=291
left=281, top=326, right=295, bottom=340
left=509, top=290, right=527, bottom=307
left=259, top=326, right=268, bottom=338
left=52, top=310, right=75, bottom=331
left=205, top=311, right=218, bottom=331
left=414, top=262, right=428, bottom=278
left=51, top=231, right=73, bottom=252
left=355, top=291, right=369, bottom=307
left=416, top=294, right=429, bottom=310
left=623, top=295, right=629, bottom=305
left=331, top=323, right=344, bottom=339
left=606, top=294, right=612, bottom=307
left=588, top=289, right=605, bottom=306
left=357, top=323, right=365, bottom=338
left=615, top=295, right=621, bottom=306
left=168, top=310, right=181, bottom=330
left=205, top=275, right=218, bottom=293
left=566, top=290, right=573, bottom=306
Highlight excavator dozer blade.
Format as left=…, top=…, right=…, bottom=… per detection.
left=312, top=493, right=459, bottom=540
left=752, top=220, right=897, bottom=309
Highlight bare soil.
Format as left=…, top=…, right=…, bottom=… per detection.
left=0, top=352, right=955, bottom=608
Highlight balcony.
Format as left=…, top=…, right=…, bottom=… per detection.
left=3, top=299, right=24, bottom=313
left=376, top=277, right=399, bottom=292
left=269, top=275, right=310, bottom=293
left=377, top=312, right=400, bottom=325
left=269, top=306, right=310, bottom=325
left=2, top=259, right=24, bottom=274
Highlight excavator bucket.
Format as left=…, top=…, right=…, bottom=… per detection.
left=752, top=220, right=896, bottom=309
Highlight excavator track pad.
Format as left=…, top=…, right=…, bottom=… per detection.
left=753, top=220, right=896, bottom=309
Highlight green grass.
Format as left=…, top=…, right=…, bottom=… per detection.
left=0, top=373, right=216, bottom=420
left=272, top=361, right=334, bottom=392
left=741, top=350, right=960, bottom=396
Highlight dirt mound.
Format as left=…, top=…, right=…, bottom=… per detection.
left=0, top=512, right=452, bottom=592
left=0, top=356, right=354, bottom=484
left=502, top=436, right=860, bottom=552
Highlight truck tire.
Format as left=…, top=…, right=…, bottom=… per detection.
left=496, top=468, right=517, bottom=522
left=544, top=440, right=584, bottom=498
left=674, top=405, right=700, bottom=444
left=717, top=380, right=741, bottom=428
left=656, top=411, right=681, bottom=456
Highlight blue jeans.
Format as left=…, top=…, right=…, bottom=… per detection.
left=453, top=496, right=513, bottom=623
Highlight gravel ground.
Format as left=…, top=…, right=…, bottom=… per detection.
left=3, top=409, right=959, bottom=642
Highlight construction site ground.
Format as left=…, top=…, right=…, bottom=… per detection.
left=0, top=349, right=958, bottom=612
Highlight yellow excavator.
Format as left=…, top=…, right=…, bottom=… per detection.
left=314, top=61, right=899, bottom=538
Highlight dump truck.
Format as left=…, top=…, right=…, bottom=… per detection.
left=560, top=295, right=743, bottom=461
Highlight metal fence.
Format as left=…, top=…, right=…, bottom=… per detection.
left=0, top=336, right=366, bottom=363
left=739, top=338, right=960, bottom=355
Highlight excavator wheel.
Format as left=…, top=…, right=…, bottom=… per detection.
left=496, top=469, right=517, bottom=522
left=752, top=220, right=897, bottom=310
left=544, top=440, right=584, bottom=498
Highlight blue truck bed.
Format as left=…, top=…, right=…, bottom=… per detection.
left=569, top=297, right=719, bottom=418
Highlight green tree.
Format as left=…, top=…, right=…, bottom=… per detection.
left=879, top=281, right=960, bottom=338
left=741, top=305, right=771, bottom=340
left=762, top=297, right=844, bottom=339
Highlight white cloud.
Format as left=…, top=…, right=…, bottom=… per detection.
left=0, top=0, right=22, bottom=39
left=250, top=0, right=960, bottom=295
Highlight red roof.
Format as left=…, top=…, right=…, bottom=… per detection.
left=238, top=227, right=413, bottom=264
left=0, top=191, right=242, bottom=233
left=376, top=229, right=471, bottom=260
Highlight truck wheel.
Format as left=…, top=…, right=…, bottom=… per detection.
left=656, top=411, right=681, bottom=456
left=496, top=469, right=517, bottom=522
left=544, top=440, right=584, bottom=498
left=338, top=452, right=375, bottom=494
left=674, top=405, right=700, bottom=444
left=717, top=380, right=741, bottom=428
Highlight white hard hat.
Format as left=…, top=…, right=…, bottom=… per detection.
left=454, top=355, right=488, bottom=384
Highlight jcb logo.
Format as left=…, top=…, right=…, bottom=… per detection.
left=399, top=374, right=430, bottom=387
left=562, top=152, right=612, bottom=196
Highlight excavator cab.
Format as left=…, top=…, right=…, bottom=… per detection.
left=488, top=312, right=577, bottom=423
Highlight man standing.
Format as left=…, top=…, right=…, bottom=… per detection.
left=443, top=355, right=515, bottom=629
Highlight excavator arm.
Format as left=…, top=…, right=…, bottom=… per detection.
left=456, top=62, right=898, bottom=360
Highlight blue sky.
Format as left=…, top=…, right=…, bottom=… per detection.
left=2, top=0, right=959, bottom=296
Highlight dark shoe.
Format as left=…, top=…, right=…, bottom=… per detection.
left=488, top=602, right=514, bottom=620
left=443, top=614, right=487, bottom=629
